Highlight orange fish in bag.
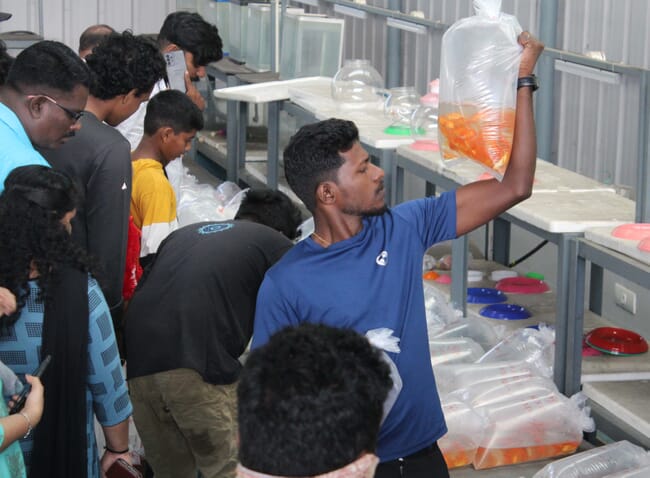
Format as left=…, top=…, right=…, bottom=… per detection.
left=438, top=0, right=523, bottom=178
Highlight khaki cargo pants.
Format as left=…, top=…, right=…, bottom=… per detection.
left=129, top=368, right=238, bottom=478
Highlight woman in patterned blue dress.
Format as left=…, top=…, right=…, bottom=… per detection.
left=0, top=166, right=133, bottom=478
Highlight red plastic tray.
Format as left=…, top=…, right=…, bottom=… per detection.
left=495, top=277, right=549, bottom=294
left=611, top=223, right=650, bottom=241
left=585, top=327, right=648, bottom=356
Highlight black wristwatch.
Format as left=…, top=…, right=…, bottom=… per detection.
left=517, top=74, right=539, bottom=91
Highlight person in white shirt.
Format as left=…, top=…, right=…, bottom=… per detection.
left=117, top=11, right=222, bottom=149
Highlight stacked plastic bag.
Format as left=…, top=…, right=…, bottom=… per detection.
left=424, top=283, right=596, bottom=470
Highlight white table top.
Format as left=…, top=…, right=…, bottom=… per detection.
left=212, top=76, right=331, bottom=103
left=396, top=145, right=617, bottom=193
left=584, top=226, right=650, bottom=266
left=397, top=145, right=635, bottom=233
left=288, top=82, right=414, bottom=149
left=583, top=380, right=650, bottom=440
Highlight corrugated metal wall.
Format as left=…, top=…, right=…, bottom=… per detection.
left=0, top=0, right=175, bottom=51
left=0, top=0, right=647, bottom=191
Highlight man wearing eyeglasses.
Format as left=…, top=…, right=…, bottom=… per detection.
left=39, top=32, right=165, bottom=348
left=0, top=40, right=90, bottom=191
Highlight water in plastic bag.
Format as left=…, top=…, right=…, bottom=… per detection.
left=472, top=390, right=591, bottom=469
left=438, top=0, right=523, bottom=177
left=439, top=398, right=487, bottom=469
left=434, top=360, right=536, bottom=396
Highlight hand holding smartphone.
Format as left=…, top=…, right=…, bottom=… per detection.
left=9, top=354, right=51, bottom=415
left=164, top=50, right=187, bottom=92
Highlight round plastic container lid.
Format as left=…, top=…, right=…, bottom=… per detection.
left=467, top=270, right=483, bottom=283
left=410, top=140, right=440, bottom=152
left=638, top=236, right=650, bottom=252
left=585, top=327, right=649, bottom=355
left=479, top=303, right=532, bottom=320
left=496, top=277, right=549, bottom=294
left=525, top=271, right=545, bottom=280
left=467, top=287, right=507, bottom=304
left=490, top=270, right=518, bottom=281
left=384, top=125, right=412, bottom=136
left=611, top=223, right=650, bottom=241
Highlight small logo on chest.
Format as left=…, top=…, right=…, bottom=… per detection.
left=376, top=250, right=388, bottom=266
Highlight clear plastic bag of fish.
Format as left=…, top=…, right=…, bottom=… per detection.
left=439, top=397, right=487, bottom=469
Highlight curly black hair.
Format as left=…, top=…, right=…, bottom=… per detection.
left=283, top=118, right=359, bottom=212
left=235, top=188, right=302, bottom=240
left=6, top=40, right=90, bottom=93
left=0, top=40, right=14, bottom=85
left=0, top=166, right=94, bottom=331
left=158, top=11, right=223, bottom=67
left=238, top=323, right=392, bottom=475
left=85, top=31, right=166, bottom=100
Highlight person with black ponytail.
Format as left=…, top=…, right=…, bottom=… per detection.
left=0, top=165, right=132, bottom=478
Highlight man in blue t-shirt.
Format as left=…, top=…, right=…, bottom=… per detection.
left=0, top=41, right=89, bottom=190
left=252, top=32, right=544, bottom=478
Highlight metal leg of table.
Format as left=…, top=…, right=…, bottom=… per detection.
left=395, top=165, right=405, bottom=204
left=266, top=100, right=281, bottom=190
left=493, top=217, right=511, bottom=265
left=553, top=234, right=574, bottom=393
left=588, top=264, right=604, bottom=315
left=379, top=149, right=395, bottom=206
left=451, top=236, right=469, bottom=317
left=565, top=238, right=586, bottom=396
left=237, top=101, right=248, bottom=172
left=225, top=76, right=240, bottom=183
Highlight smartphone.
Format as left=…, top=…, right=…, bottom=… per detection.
left=164, top=50, right=187, bottom=92
left=9, top=354, right=52, bottom=415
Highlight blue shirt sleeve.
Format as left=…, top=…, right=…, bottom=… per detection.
left=392, top=190, right=457, bottom=248
left=86, top=278, right=132, bottom=426
left=251, top=274, right=301, bottom=349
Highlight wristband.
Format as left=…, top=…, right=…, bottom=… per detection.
left=517, top=75, right=539, bottom=91
left=104, top=445, right=130, bottom=454
left=18, top=411, right=32, bottom=439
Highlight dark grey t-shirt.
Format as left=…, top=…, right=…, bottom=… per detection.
left=39, top=112, right=131, bottom=314
left=124, top=220, right=293, bottom=385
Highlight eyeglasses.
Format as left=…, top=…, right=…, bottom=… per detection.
left=27, top=94, right=84, bottom=122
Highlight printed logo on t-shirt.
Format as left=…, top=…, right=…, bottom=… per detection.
left=197, top=223, right=234, bottom=235
left=376, top=250, right=388, bottom=266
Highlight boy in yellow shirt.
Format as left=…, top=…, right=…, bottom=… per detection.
left=130, top=90, right=203, bottom=267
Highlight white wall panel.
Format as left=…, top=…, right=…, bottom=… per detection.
left=0, top=0, right=174, bottom=51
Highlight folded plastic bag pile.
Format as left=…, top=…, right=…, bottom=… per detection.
left=424, top=283, right=595, bottom=470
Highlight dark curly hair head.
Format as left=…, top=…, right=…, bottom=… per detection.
left=85, top=31, right=165, bottom=100
left=0, top=40, right=14, bottom=85
left=235, top=188, right=302, bottom=240
left=238, top=323, right=392, bottom=476
left=158, top=11, right=223, bottom=67
left=283, top=118, right=359, bottom=212
left=6, top=40, right=90, bottom=94
left=0, top=166, right=93, bottom=331
left=143, top=89, right=204, bottom=136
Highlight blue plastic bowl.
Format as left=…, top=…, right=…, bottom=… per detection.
left=479, top=303, right=532, bottom=320
left=467, top=287, right=508, bottom=304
